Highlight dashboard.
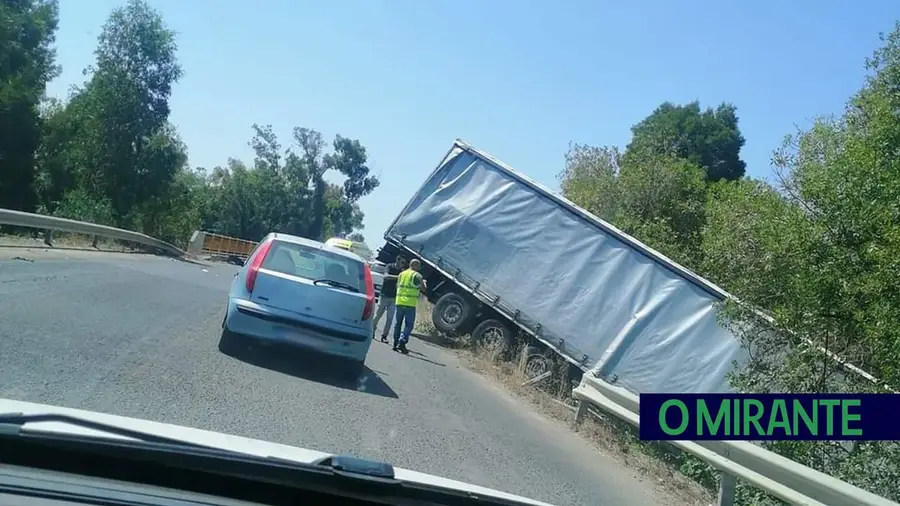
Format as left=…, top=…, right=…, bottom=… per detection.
left=0, top=432, right=528, bottom=506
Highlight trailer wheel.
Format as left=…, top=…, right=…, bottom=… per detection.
left=524, top=350, right=552, bottom=381
left=431, top=292, right=471, bottom=334
left=472, top=319, right=514, bottom=353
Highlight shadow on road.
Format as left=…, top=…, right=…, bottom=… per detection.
left=411, top=331, right=466, bottom=350
left=370, top=337, right=447, bottom=367
left=404, top=348, right=446, bottom=367
left=219, top=334, right=398, bottom=399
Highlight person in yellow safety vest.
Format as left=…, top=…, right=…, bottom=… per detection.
left=392, top=258, right=426, bottom=354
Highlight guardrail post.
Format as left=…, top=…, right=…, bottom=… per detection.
left=43, top=229, right=53, bottom=247
left=717, top=472, right=736, bottom=506
left=187, top=231, right=206, bottom=256
left=572, top=399, right=587, bottom=429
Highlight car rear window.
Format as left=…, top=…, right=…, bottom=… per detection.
left=261, top=240, right=364, bottom=291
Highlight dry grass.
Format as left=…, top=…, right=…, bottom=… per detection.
left=414, top=300, right=715, bottom=506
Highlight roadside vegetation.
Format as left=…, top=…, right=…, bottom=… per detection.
left=4, top=1, right=900, bottom=504
left=554, top=23, right=900, bottom=505
left=0, top=0, right=378, bottom=249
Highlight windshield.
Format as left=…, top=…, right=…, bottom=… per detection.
left=3, top=3, right=897, bottom=506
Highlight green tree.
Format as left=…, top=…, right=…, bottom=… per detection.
left=559, top=100, right=747, bottom=269
left=86, top=0, right=183, bottom=222
left=558, top=143, right=621, bottom=223
left=718, top=23, right=900, bottom=394
left=558, top=27, right=900, bottom=502
left=702, top=22, right=900, bottom=503
left=626, top=101, right=747, bottom=182
left=0, top=0, right=60, bottom=211
left=194, top=125, right=375, bottom=243
left=293, top=127, right=379, bottom=240
left=615, top=155, right=706, bottom=264
left=36, top=0, right=187, bottom=238
left=322, top=183, right=364, bottom=238
left=558, top=143, right=707, bottom=267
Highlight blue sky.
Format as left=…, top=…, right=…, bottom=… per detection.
left=49, top=0, right=899, bottom=247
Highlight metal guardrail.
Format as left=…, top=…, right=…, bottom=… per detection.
left=0, top=208, right=186, bottom=257
left=571, top=376, right=898, bottom=506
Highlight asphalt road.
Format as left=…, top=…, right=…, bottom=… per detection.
left=0, top=248, right=673, bottom=506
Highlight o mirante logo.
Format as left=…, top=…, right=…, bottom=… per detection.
left=639, top=394, right=899, bottom=441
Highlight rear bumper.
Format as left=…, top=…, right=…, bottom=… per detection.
left=224, top=298, right=372, bottom=362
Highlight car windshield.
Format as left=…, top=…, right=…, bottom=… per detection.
left=263, top=240, right=363, bottom=291
left=3, top=3, right=897, bottom=506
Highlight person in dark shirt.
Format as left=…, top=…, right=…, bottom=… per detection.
left=372, top=255, right=407, bottom=343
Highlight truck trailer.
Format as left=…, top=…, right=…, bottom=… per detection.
left=376, top=140, right=748, bottom=394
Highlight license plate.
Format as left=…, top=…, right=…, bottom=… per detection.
left=274, top=324, right=317, bottom=343
left=273, top=324, right=298, bottom=340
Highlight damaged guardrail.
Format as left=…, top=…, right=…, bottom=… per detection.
left=571, top=375, right=898, bottom=506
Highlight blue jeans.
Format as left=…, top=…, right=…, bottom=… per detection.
left=393, top=305, right=416, bottom=345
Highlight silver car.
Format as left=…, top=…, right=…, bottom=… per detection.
left=368, top=260, right=386, bottom=300
left=220, top=233, right=376, bottom=376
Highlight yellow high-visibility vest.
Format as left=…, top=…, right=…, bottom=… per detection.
left=395, top=269, right=421, bottom=307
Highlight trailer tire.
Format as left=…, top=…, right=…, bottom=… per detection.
left=471, top=318, right=514, bottom=353
left=524, top=353, right=552, bottom=381
left=431, top=292, right=472, bottom=334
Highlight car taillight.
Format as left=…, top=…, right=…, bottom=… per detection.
left=361, top=263, right=375, bottom=320
left=245, top=239, right=274, bottom=293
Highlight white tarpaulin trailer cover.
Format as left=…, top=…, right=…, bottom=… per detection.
left=385, top=140, right=750, bottom=394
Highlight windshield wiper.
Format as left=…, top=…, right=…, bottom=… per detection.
left=0, top=412, right=400, bottom=482
left=312, top=279, right=359, bottom=292
left=0, top=412, right=220, bottom=451
left=0, top=412, right=396, bottom=479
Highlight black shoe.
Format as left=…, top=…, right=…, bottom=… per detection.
left=399, top=343, right=409, bottom=355
left=380, top=336, right=388, bottom=343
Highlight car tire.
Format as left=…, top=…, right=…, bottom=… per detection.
left=431, top=292, right=472, bottom=334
